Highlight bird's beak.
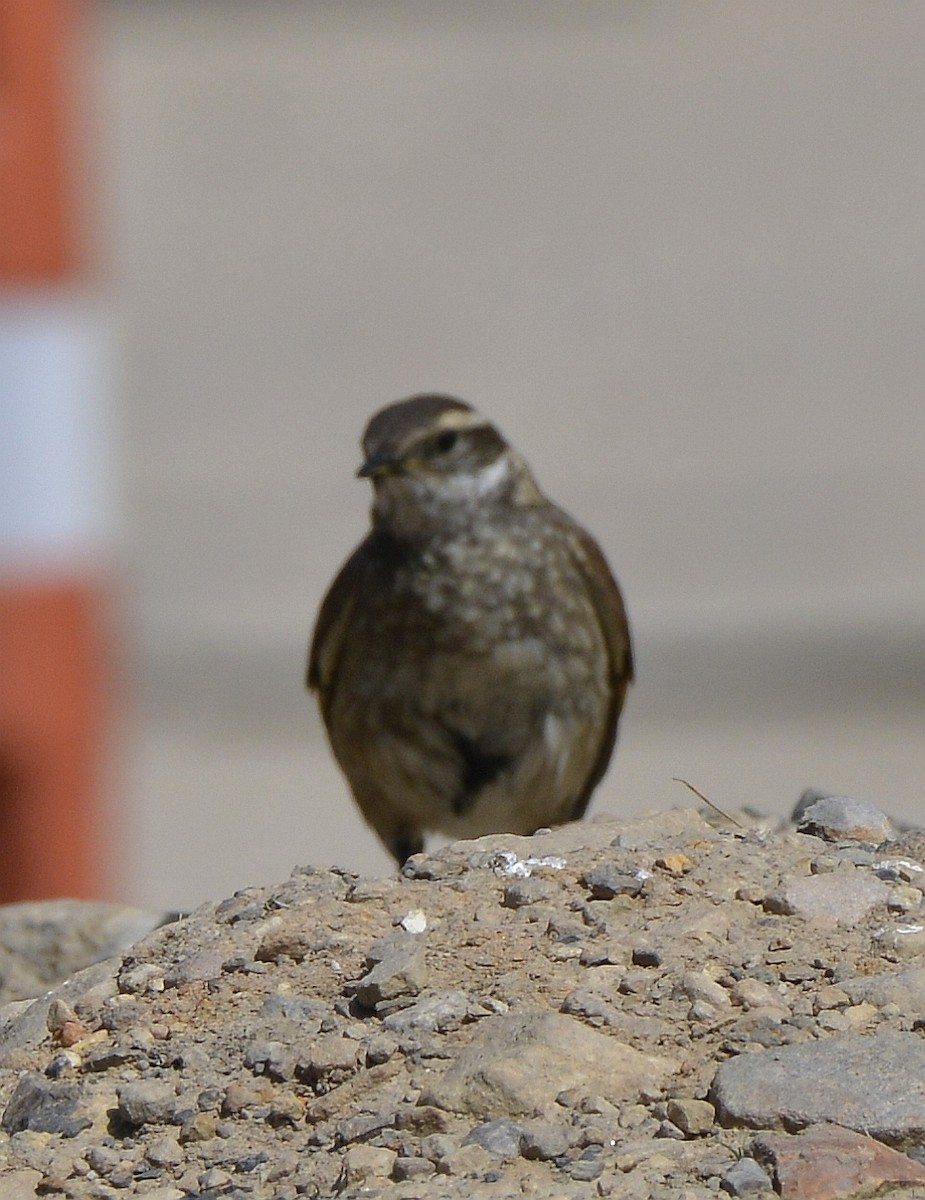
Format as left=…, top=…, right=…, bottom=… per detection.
left=357, top=451, right=400, bottom=480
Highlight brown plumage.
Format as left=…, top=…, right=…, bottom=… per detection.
left=308, top=395, right=633, bottom=865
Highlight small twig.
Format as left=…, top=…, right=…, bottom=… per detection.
left=673, top=778, right=744, bottom=829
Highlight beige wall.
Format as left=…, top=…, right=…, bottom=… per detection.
left=97, top=2, right=924, bottom=907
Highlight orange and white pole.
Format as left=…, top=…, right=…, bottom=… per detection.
left=0, top=0, right=114, bottom=901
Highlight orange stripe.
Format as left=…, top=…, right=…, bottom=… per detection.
left=0, top=0, right=82, bottom=282
left=0, top=581, right=110, bottom=900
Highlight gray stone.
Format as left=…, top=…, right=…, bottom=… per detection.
left=567, top=1150, right=605, bottom=1181
left=721, top=1156, right=773, bottom=1195
left=420, top=1133, right=457, bottom=1164
left=501, top=878, right=556, bottom=908
left=382, top=989, right=472, bottom=1033
left=298, top=1034, right=361, bottom=1088
left=519, top=1121, right=571, bottom=1160
left=560, top=988, right=622, bottom=1026
left=335, top=1111, right=394, bottom=1145
left=681, top=971, right=732, bottom=1020
left=392, top=1156, right=435, bottom=1180
left=354, top=935, right=428, bottom=1008
left=116, top=1079, right=178, bottom=1127
left=763, top=871, right=890, bottom=926
left=420, top=1009, right=677, bottom=1118
left=145, top=1136, right=184, bottom=1167
left=85, top=1146, right=122, bottom=1176
left=1, top=1073, right=94, bottom=1138
left=666, top=1098, right=715, bottom=1136
left=582, top=865, right=646, bottom=899
left=711, top=1032, right=925, bottom=1146
left=338, top=1145, right=397, bottom=1186
left=840, top=967, right=925, bottom=1019
left=796, top=794, right=894, bottom=844
left=462, top=1118, right=524, bottom=1157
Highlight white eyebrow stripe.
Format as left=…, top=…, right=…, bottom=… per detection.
left=431, top=408, right=490, bottom=434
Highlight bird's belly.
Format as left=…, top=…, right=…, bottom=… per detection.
left=332, top=633, right=609, bottom=835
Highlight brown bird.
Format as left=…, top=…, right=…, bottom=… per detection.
left=307, top=395, right=633, bottom=865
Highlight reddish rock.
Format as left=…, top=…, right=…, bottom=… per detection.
left=753, top=1124, right=925, bottom=1200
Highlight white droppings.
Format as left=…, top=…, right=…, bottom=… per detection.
left=400, top=909, right=428, bottom=934
left=489, top=851, right=566, bottom=878
left=525, top=855, right=566, bottom=871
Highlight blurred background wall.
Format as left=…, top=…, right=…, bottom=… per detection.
left=22, top=1, right=921, bottom=909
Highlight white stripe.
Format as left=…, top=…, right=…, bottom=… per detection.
left=0, top=297, right=115, bottom=572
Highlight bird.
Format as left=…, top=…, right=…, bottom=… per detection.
left=307, top=394, right=633, bottom=865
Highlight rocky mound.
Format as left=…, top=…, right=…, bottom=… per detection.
left=1, top=800, right=924, bottom=1199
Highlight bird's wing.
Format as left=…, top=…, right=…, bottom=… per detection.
left=307, top=529, right=408, bottom=714
left=306, top=546, right=362, bottom=699
left=561, top=518, right=634, bottom=818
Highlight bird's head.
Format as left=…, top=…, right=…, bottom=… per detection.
left=358, top=394, right=541, bottom=536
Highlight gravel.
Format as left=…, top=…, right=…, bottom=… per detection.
left=0, top=796, right=923, bottom=1198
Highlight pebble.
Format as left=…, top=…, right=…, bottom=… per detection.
left=582, top=865, right=647, bottom=900
left=354, top=935, right=428, bottom=1008
left=392, top=1155, right=435, bottom=1180
left=721, top=1155, right=773, bottom=1195
left=438, top=1142, right=491, bottom=1175
left=338, top=1144, right=396, bottom=1184
left=198, top=1166, right=232, bottom=1190
left=665, top=1098, right=715, bottom=1136
left=795, top=794, right=894, bottom=844
left=502, top=878, right=557, bottom=908
left=116, top=1079, right=178, bottom=1126
left=382, top=989, right=472, bottom=1033
left=681, top=971, right=732, bottom=1022
left=463, top=1117, right=524, bottom=1157
left=519, top=1121, right=571, bottom=1160
left=298, top=1033, right=361, bottom=1089
left=145, top=1135, right=183, bottom=1167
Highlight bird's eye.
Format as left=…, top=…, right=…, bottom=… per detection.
left=434, top=430, right=458, bottom=454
